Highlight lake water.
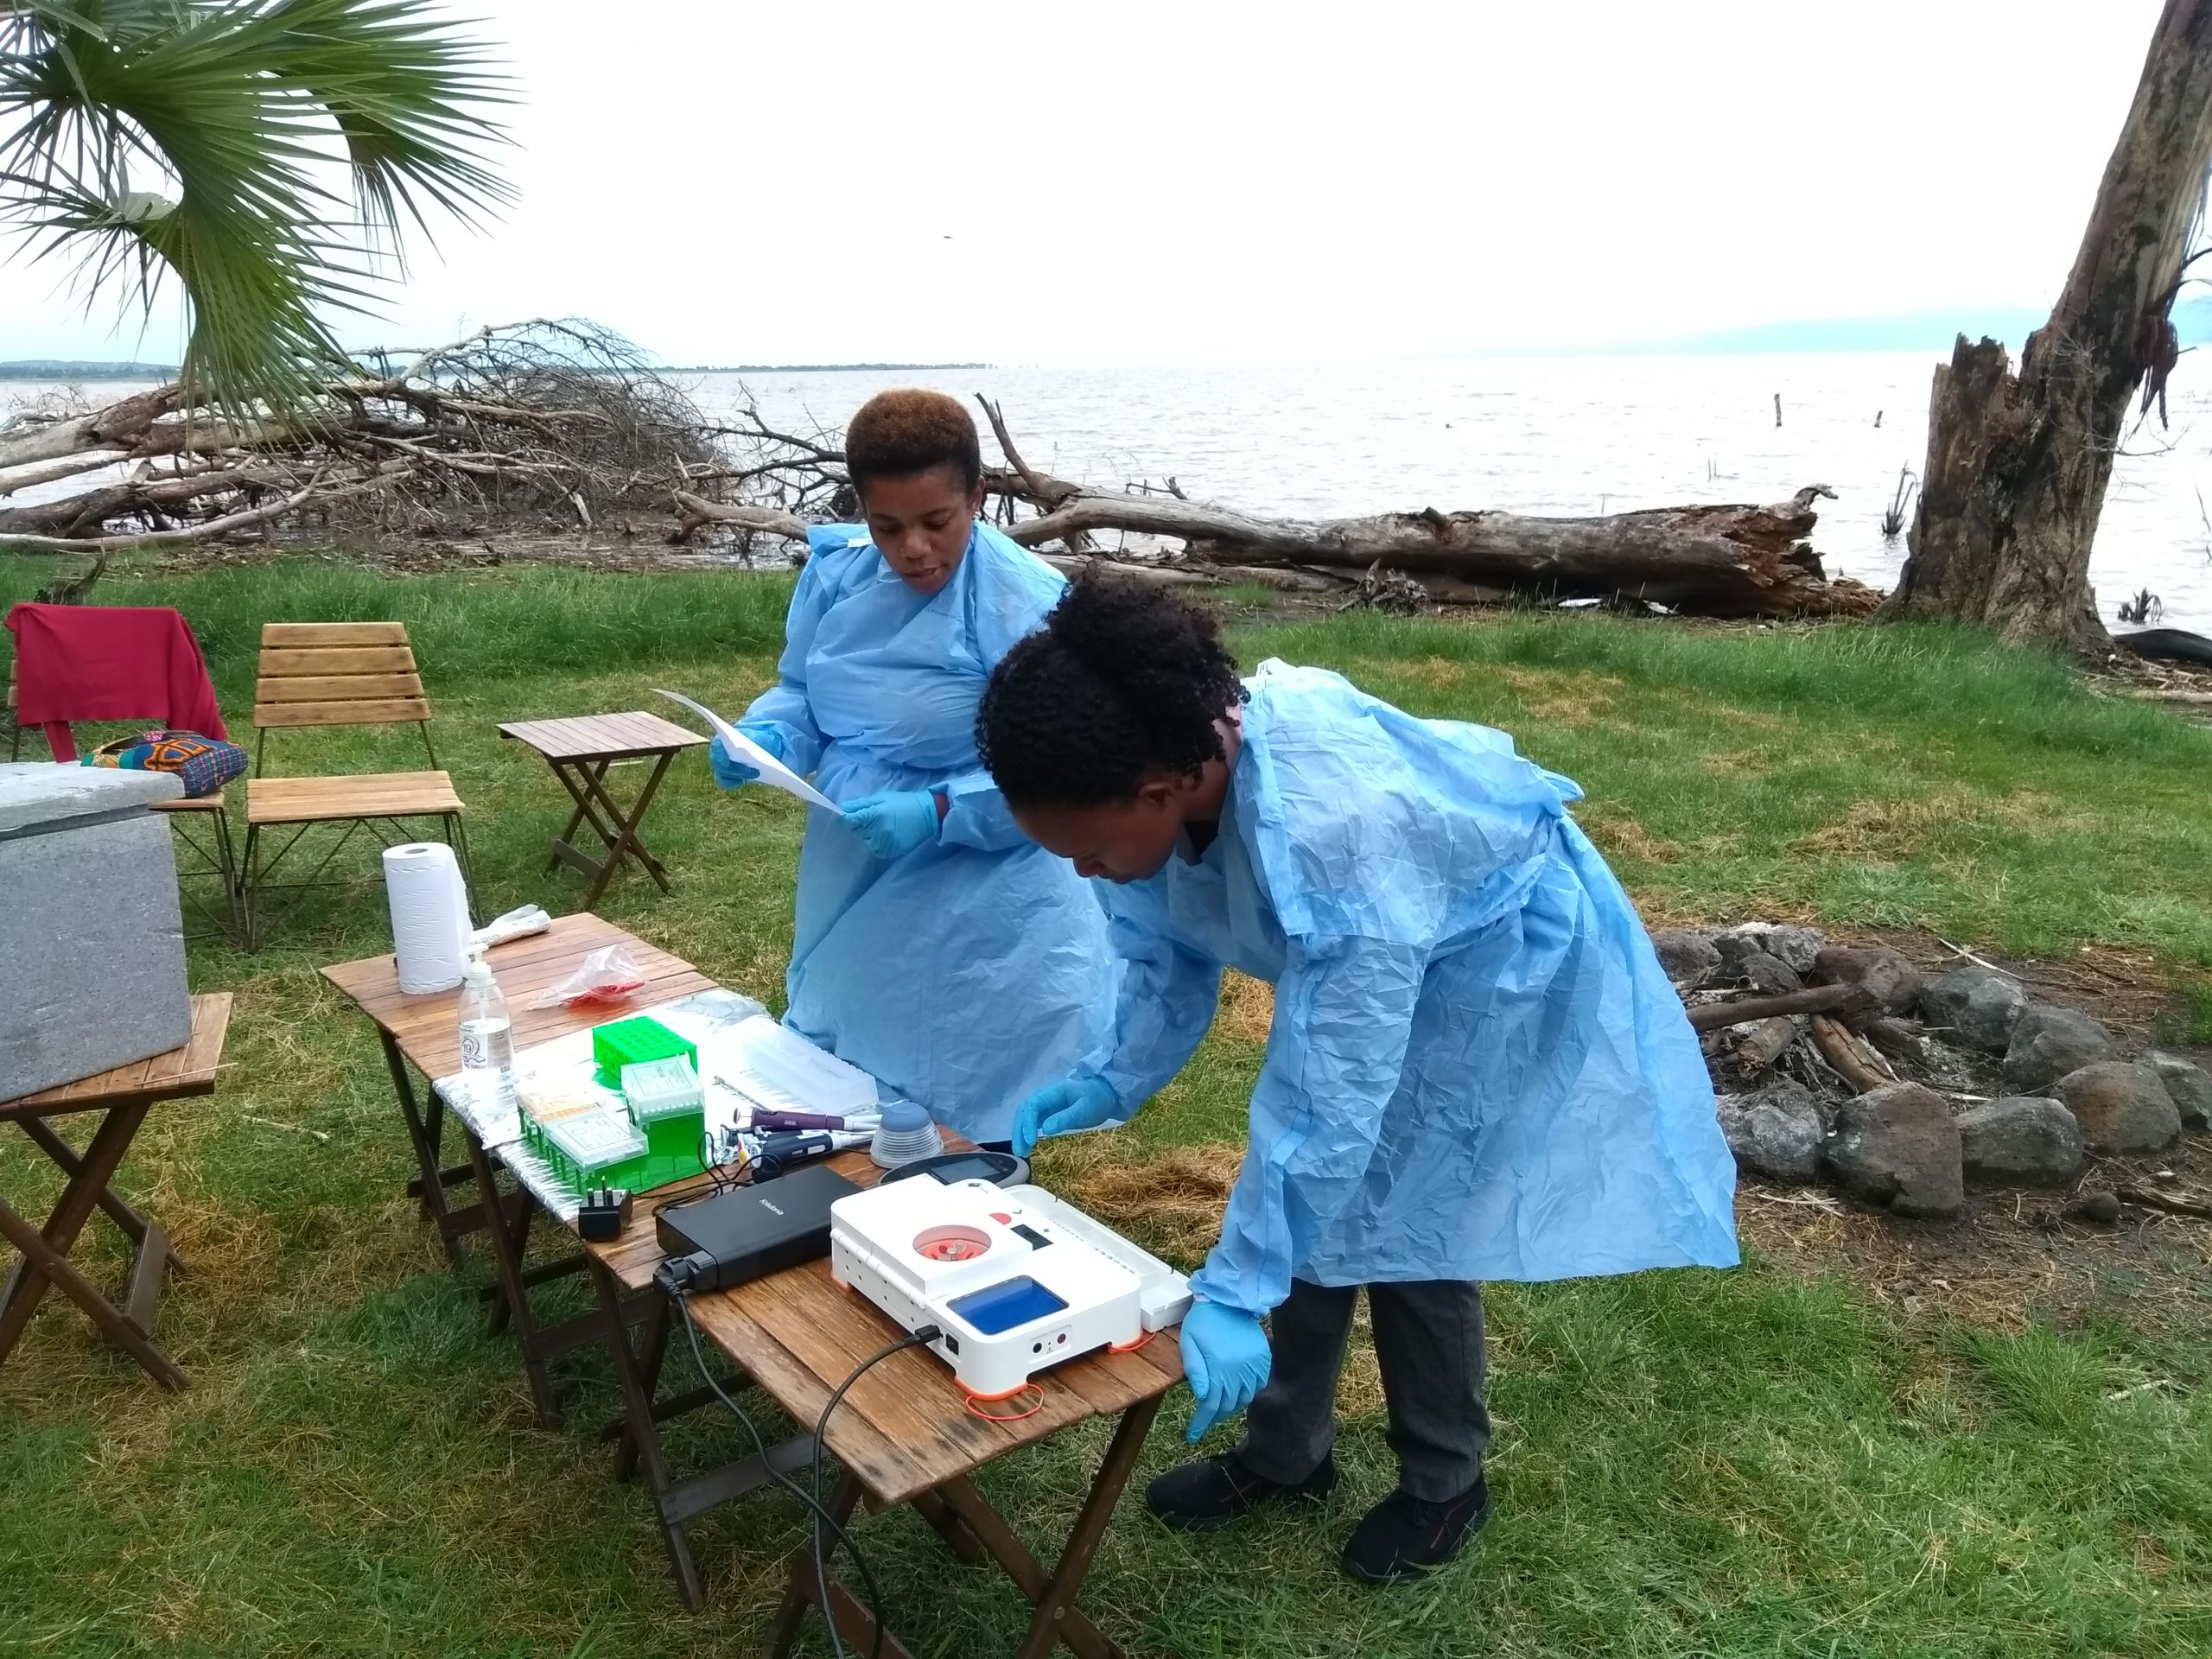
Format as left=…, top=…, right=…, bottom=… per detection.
left=12, top=352, right=2212, bottom=631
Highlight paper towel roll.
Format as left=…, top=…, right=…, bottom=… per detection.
left=384, top=842, right=473, bottom=993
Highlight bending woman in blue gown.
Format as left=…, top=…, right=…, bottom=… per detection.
left=713, top=390, right=1113, bottom=1145
left=976, top=577, right=1738, bottom=1585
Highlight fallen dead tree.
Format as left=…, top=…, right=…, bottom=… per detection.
left=0, top=319, right=717, bottom=550
left=677, top=478, right=1876, bottom=618
left=6, top=350, right=1879, bottom=618
left=671, top=395, right=1877, bottom=618
left=998, top=486, right=1879, bottom=618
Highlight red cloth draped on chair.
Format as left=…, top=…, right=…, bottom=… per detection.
left=3, top=603, right=226, bottom=761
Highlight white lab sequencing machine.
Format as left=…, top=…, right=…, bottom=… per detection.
left=829, top=1176, right=1193, bottom=1399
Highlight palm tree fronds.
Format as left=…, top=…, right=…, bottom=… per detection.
left=0, top=0, right=512, bottom=412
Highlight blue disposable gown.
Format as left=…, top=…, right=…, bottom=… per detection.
left=1090, top=661, right=1738, bottom=1316
left=742, top=522, right=1115, bottom=1141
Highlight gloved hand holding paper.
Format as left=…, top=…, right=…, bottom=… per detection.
left=655, top=689, right=838, bottom=811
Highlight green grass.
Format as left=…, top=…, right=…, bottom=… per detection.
left=1214, top=578, right=1283, bottom=611
left=2178, top=986, right=2212, bottom=1048
left=3, top=556, right=2210, bottom=1658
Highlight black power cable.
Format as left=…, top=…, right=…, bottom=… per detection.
left=810, top=1326, right=938, bottom=1659
left=671, top=1286, right=934, bottom=1659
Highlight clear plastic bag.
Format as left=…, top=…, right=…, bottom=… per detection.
left=526, top=944, right=648, bottom=1010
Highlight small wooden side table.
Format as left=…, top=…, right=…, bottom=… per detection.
left=585, top=1169, right=1183, bottom=1646
left=321, top=914, right=712, bottom=1275
left=0, top=993, right=232, bottom=1390
left=498, top=711, right=706, bottom=911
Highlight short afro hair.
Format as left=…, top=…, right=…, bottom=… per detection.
left=844, top=388, right=982, bottom=494
left=977, top=574, right=1248, bottom=809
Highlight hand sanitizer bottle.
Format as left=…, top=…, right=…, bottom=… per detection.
left=457, top=949, right=518, bottom=1112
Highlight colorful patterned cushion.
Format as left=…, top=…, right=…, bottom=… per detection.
left=81, top=728, right=247, bottom=798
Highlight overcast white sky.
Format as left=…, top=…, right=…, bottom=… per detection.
left=0, top=0, right=2177, bottom=367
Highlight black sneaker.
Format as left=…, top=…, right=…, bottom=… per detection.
left=1340, top=1477, right=1491, bottom=1585
left=1144, top=1452, right=1338, bottom=1533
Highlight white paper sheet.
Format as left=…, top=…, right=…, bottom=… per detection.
left=655, top=688, right=839, bottom=811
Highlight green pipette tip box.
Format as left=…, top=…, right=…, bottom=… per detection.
left=591, top=1016, right=695, bottom=1087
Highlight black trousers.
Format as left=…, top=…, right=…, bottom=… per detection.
left=1235, top=1278, right=1490, bottom=1503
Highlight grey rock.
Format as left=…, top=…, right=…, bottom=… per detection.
left=1823, top=1081, right=1965, bottom=1217
left=1919, top=964, right=2029, bottom=1053
left=2002, top=1005, right=2116, bottom=1092
left=1955, top=1096, right=2083, bottom=1187
left=1730, top=949, right=1804, bottom=995
left=1717, top=1081, right=1829, bottom=1182
left=1718, top=922, right=1824, bottom=976
left=1812, top=945, right=1924, bottom=1015
left=2052, top=1062, right=2183, bottom=1154
left=2143, top=1050, right=2212, bottom=1130
left=1650, top=929, right=1721, bottom=989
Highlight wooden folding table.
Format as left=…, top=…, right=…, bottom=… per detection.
left=498, top=712, right=707, bottom=911
left=321, top=916, right=714, bottom=1422
left=0, top=994, right=232, bottom=1390
left=586, top=1167, right=1183, bottom=1653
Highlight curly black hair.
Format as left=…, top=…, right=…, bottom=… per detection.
left=977, top=574, right=1248, bottom=808
left=845, top=388, right=982, bottom=493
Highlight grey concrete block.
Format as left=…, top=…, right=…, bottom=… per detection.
left=0, top=766, right=189, bottom=1100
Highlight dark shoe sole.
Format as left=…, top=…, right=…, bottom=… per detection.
left=1340, top=1489, right=1491, bottom=1586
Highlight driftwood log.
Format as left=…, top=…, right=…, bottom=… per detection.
left=1686, top=983, right=1878, bottom=1033
left=0, top=320, right=718, bottom=551
left=674, top=486, right=1876, bottom=619
left=996, top=486, right=1878, bottom=618
left=8, top=340, right=1879, bottom=620
left=1808, top=1014, right=1893, bottom=1093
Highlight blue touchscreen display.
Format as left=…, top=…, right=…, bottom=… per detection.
left=946, top=1275, right=1068, bottom=1335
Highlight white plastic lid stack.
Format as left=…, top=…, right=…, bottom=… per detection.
left=726, top=1015, right=878, bottom=1116
left=543, top=1108, right=645, bottom=1170
left=621, top=1056, right=702, bottom=1122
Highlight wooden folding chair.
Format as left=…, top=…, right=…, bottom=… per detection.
left=5, top=658, right=242, bottom=942
left=240, top=622, right=467, bottom=949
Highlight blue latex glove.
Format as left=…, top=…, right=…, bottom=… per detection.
left=709, top=723, right=784, bottom=790
left=842, top=790, right=940, bottom=861
left=1008, top=1075, right=1120, bottom=1158
left=1180, top=1300, right=1271, bottom=1441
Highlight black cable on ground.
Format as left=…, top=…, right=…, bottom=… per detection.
left=671, top=1286, right=931, bottom=1659
left=810, top=1326, right=938, bottom=1659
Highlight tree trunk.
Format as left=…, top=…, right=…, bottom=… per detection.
left=1001, top=486, right=1880, bottom=617
left=673, top=486, right=1875, bottom=614
left=1888, top=0, right=2212, bottom=651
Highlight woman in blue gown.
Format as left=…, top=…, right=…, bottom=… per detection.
left=975, top=576, right=1738, bottom=1584
left=714, top=390, right=1113, bottom=1144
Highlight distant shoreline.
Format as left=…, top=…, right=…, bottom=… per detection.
left=0, top=359, right=995, bottom=382
left=0, top=361, right=175, bottom=378
left=660, top=362, right=992, bottom=373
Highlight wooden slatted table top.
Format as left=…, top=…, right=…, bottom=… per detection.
left=2, top=993, right=233, bottom=1120
left=590, top=1161, right=1184, bottom=1509
left=497, top=711, right=708, bottom=763
left=323, top=915, right=1183, bottom=1507
left=320, top=912, right=715, bottom=1080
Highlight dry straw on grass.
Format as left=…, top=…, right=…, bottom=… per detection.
left=1033, top=1137, right=1243, bottom=1268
